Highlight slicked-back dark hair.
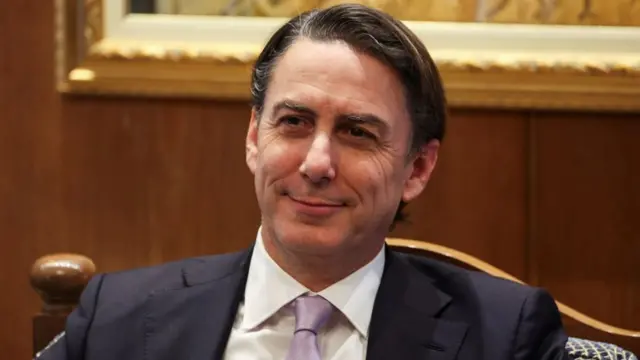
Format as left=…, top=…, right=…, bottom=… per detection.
left=250, top=3, right=447, bottom=227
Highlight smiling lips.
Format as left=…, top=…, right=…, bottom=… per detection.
left=287, top=195, right=345, bottom=217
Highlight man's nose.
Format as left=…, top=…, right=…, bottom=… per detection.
left=299, top=133, right=336, bottom=184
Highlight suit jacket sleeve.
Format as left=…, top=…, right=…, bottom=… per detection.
left=513, top=288, right=571, bottom=360
left=35, top=274, right=106, bottom=360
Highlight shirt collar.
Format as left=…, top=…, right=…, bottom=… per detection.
left=241, top=228, right=386, bottom=339
left=318, top=244, right=385, bottom=338
left=241, top=230, right=307, bottom=331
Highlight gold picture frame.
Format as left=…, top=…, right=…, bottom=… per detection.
left=56, top=0, right=640, bottom=111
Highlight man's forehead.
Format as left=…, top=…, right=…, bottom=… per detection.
left=271, top=40, right=370, bottom=90
left=277, top=38, right=364, bottom=72
left=265, top=39, right=409, bottom=123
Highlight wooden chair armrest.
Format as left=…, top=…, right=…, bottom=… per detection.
left=30, top=253, right=95, bottom=356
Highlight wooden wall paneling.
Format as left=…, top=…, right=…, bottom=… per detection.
left=58, top=97, right=259, bottom=272
left=0, top=1, right=64, bottom=358
left=391, top=109, right=530, bottom=280
left=533, top=112, right=640, bottom=353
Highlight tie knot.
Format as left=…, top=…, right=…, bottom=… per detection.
left=293, top=295, right=334, bottom=333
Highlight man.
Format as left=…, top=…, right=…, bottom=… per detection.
left=37, top=4, right=570, bottom=360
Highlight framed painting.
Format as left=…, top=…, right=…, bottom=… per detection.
left=56, top=0, right=640, bottom=111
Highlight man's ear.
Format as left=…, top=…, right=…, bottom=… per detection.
left=246, top=108, right=259, bottom=174
left=402, top=139, right=440, bottom=202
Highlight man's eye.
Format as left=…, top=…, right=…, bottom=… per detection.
left=348, top=127, right=374, bottom=139
left=280, top=116, right=305, bottom=127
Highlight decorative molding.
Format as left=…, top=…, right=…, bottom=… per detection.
left=85, top=41, right=640, bottom=77
left=56, top=0, right=640, bottom=111
left=437, top=58, right=640, bottom=76
left=84, top=0, right=104, bottom=50
left=88, top=43, right=259, bottom=64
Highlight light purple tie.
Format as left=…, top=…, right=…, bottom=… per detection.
left=285, top=295, right=334, bottom=360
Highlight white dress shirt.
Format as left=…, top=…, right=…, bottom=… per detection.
left=223, top=229, right=386, bottom=360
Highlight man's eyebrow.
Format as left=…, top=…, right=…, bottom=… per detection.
left=271, top=100, right=317, bottom=118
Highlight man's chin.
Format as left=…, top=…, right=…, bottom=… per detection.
left=273, top=222, right=349, bottom=254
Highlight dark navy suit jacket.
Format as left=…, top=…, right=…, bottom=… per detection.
left=37, top=246, right=571, bottom=360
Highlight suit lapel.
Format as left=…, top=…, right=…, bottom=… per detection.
left=143, top=249, right=252, bottom=360
left=367, top=248, right=468, bottom=360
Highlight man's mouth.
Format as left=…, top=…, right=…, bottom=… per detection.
left=284, top=193, right=346, bottom=217
left=288, top=195, right=344, bottom=207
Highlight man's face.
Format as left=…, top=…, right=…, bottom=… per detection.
left=246, top=38, right=438, bottom=258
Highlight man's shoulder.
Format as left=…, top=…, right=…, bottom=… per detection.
left=397, top=251, right=539, bottom=305
left=91, top=250, right=248, bottom=308
left=391, top=253, right=569, bottom=358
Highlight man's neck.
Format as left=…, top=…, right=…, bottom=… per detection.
left=261, top=228, right=384, bottom=292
